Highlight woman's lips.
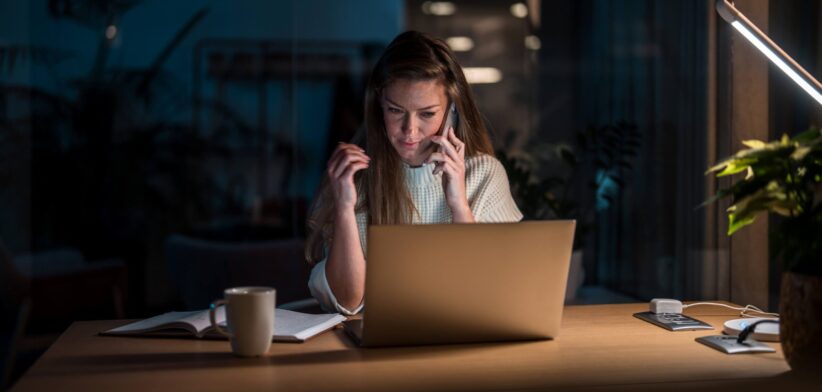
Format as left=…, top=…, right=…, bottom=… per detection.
left=400, top=141, right=419, bottom=149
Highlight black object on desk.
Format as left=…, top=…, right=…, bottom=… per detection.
left=633, top=311, right=714, bottom=331
left=695, top=335, right=776, bottom=354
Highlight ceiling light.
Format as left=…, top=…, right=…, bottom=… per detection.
left=106, top=25, right=118, bottom=40
left=422, top=2, right=456, bottom=16
left=525, top=35, right=541, bottom=50
left=446, top=36, right=474, bottom=52
left=510, top=3, right=528, bottom=18
left=463, top=67, right=502, bottom=84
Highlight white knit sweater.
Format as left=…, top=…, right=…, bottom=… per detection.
left=308, top=153, right=523, bottom=314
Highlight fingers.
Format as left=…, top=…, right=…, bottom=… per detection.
left=431, top=127, right=463, bottom=162
left=447, top=127, right=465, bottom=156
left=332, top=152, right=369, bottom=178
left=433, top=159, right=460, bottom=177
left=329, top=143, right=366, bottom=165
left=331, top=152, right=369, bottom=179
left=328, top=143, right=370, bottom=179
left=427, top=152, right=461, bottom=177
left=437, top=159, right=460, bottom=178
left=340, top=161, right=369, bottom=181
left=429, top=126, right=465, bottom=165
left=426, top=151, right=447, bottom=175
left=426, top=152, right=446, bottom=164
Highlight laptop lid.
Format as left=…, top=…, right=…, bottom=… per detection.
left=359, top=220, right=575, bottom=347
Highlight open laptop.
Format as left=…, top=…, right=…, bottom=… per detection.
left=345, top=220, right=575, bottom=347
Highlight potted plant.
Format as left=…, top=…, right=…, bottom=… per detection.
left=706, top=127, right=822, bottom=371
left=497, top=122, right=641, bottom=299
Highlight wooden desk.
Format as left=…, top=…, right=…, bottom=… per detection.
left=12, top=303, right=795, bottom=391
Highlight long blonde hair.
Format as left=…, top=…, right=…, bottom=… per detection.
left=305, top=31, right=494, bottom=264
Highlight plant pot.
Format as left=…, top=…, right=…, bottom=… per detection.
left=779, top=271, right=822, bottom=372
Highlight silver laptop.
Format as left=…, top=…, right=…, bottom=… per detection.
left=345, top=220, right=576, bottom=347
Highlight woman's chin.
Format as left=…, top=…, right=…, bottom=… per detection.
left=400, top=154, right=425, bottom=167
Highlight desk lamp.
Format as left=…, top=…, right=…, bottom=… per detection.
left=716, top=0, right=822, bottom=106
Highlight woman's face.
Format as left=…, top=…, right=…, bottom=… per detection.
left=381, top=79, right=448, bottom=167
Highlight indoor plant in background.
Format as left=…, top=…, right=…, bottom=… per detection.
left=706, top=127, right=822, bottom=371
left=0, top=1, right=247, bottom=313
left=497, top=122, right=641, bottom=299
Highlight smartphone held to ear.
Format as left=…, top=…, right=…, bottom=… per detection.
left=442, top=102, right=458, bottom=138
left=433, top=103, right=458, bottom=175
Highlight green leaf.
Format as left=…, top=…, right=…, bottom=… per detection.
left=734, top=145, right=790, bottom=160
left=742, top=139, right=767, bottom=149
left=706, top=160, right=730, bottom=174
left=725, top=181, right=800, bottom=235
left=792, top=146, right=811, bottom=160
left=706, top=127, right=822, bottom=247
left=724, top=177, right=770, bottom=205
left=715, top=160, right=751, bottom=177
left=728, top=213, right=756, bottom=235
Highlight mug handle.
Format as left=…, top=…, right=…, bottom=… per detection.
left=209, top=300, right=230, bottom=337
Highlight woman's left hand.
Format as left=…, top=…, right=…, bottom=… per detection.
left=427, top=127, right=474, bottom=222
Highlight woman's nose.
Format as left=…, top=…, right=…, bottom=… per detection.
left=402, top=114, right=418, bottom=136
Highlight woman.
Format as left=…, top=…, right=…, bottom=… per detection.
left=306, top=31, right=522, bottom=314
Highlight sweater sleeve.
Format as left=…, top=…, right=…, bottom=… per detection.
left=308, top=259, right=364, bottom=315
left=469, top=155, right=524, bottom=223
left=307, top=210, right=368, bottom=315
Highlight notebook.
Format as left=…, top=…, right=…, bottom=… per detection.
left=346, top=220, right=575, bottom=347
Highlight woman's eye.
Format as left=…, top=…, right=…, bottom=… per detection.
left=388, top=107, right=403, bottom=114
left=421, top=112, right=435, bottom=118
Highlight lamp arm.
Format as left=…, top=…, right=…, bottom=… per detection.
left=716, top=0, right=822, bottom=104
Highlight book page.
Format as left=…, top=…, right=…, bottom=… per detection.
left=274, top=309, right=346, bottom=341
left=104, top=308, right=342, bottom=341
left=178, top=306, right=226, bottom=334
left=105, top=307, right=226, bottom=337
left=106, top=311, right=203, bottom=335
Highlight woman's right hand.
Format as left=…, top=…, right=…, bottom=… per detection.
left=327, top=143, right=370, bottom=211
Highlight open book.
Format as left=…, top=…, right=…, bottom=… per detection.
left=101, top=308, right=346, bottom=343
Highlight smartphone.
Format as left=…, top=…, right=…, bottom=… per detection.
left=434, top=102, right=458, bottom=174
left=441, top=102, right=458, bottom=139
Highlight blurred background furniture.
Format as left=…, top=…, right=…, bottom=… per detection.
left=166, top=233, right=313, bottom=311
left=0, top=241, right=28, bottom=390
left=13, top=249, right=127, bottom=326
left=0, top=240, right=126, bottom=389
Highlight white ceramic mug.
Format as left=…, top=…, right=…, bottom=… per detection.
left=209, top=286, right=276, bottom=357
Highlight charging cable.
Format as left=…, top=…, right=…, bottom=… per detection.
left=736, top=319, right=779, bottom=343
left=649, top=298, right=779, bottom=318
left=682, top=302, right=779, bottom=318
